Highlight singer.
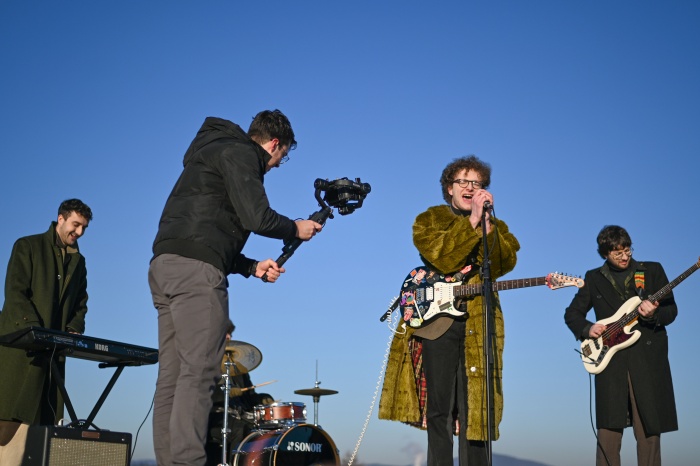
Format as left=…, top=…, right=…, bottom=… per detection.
left=379, top=155, right=520, bottom=466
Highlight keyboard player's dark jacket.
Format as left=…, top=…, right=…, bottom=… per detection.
left=0, top=222, right=88, bottom=424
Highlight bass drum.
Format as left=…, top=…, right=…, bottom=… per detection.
left=233, top=424, right=339, bottom=466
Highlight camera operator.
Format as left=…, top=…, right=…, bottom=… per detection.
left=148, top=110, right=322, bottom=466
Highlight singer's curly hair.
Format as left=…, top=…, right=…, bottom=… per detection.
left=439, top=155, right=491, bottom=204
left=596, top=225, right=632, bottom=259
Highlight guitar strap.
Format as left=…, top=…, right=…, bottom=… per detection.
left=448, top=253, right=479, bottom=283
left=449, top=264, right=473, bottom=283
left=634, top=270, right=645, bottom=297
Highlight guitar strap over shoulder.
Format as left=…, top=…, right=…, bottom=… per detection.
left=449, top=253, right=480, bottom=283
left=449, top=264, right=473, bottom=283
left=634, top=269, right=645, bottom=297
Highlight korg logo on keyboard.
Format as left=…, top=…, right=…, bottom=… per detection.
left=95, top=343, right=109, bottom=352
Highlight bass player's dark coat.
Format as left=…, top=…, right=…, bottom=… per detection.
left=564, top=259, right=678, bottom=435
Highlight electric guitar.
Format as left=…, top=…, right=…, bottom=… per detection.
left=392, top=266, right=584, bottom=329
left=580, top=257, right=700, bottom=374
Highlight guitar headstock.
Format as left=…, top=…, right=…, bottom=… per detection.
left=546, top=273, right=585, bottom=290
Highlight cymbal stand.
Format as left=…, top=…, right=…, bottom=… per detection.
left=311, top=380, right=322, bottom=426
left=219, top=358, right=236, bottom=466
left=311, top=361, right=323, bottom=425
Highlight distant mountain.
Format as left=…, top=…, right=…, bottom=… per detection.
left=488, top=454, right=554, bottom=466
left=365, top=454, right=554, bottom=466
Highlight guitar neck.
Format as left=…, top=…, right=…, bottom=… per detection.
left=453, top=276, right=550, bottom=298
left=619, top=261, right=699, bottom=327
left=648, top=262, right=700, bottom=303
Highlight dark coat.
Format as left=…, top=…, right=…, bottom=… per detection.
left=0, top=223, right=88, bottom=424
left=564, top=259, right=678, bottom=434
left=152, top=117, right=297, bottom=276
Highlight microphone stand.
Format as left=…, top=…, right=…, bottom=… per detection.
left=480, top=208, right=495, bottom=466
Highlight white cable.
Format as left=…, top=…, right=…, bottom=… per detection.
left=346, top=298, right=400, bottom=466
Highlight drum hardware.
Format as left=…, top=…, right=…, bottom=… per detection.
left=217, top=340, right=263, bottom=466
left=221, top=340, right=263, bottom=375
left=293, top=386, right=338, bottom=426
left=293, top=361, right=338, bottom=426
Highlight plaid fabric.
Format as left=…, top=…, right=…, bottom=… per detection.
left=408, top=338, right=428, bottom=429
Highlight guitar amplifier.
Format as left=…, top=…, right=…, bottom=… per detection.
left=22, top=425, right=131, bottom=466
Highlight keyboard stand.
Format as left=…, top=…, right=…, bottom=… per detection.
left=33, top=352, right=127, bottom=429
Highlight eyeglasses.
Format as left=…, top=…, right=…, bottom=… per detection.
left=609, top=248, right=633, bottom=260
left=452, top=179, right=484, bottom=189
left=279, top=147, right=291, bottom=165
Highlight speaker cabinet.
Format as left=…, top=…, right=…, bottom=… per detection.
left=23, top=425, right=131, bottom=466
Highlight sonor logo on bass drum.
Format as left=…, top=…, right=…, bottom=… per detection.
left=287, top=441, right=323, bottom=452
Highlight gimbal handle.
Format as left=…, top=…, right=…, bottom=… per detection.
left=261, top=205, right=332, bottom=282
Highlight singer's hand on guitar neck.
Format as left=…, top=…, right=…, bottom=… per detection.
left=469, top=190, right=494, bottom=233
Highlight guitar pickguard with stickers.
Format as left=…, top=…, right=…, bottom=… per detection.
left=398, top=265, right=583, bottom=329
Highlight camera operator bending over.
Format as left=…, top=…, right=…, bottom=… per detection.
left=148, top=110, right=322, bottom=466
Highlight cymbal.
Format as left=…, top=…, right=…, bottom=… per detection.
left=221, top=340, right=262, bottom=375
left=294, top=387, right=339, bottom=397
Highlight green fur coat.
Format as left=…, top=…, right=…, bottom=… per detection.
left=379, top=205, right=520, bottom=441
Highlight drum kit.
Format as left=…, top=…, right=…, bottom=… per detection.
left=216, top=340, right=340, bottom=466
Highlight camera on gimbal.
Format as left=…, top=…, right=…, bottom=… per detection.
left=264, top=177, right=371, bottom=277
left=314, top=177, right=371, bottom=217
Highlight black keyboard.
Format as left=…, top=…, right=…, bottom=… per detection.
left=0, top=326, right=158, bottom=366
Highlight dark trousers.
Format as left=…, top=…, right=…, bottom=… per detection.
left=422, top=319, right=488, bottom=466
left=596, top=374, right=661, bottom=466
left=149, top=254, right=230, bottom=466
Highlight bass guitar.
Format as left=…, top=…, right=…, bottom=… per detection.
left=391, top=266, right=584, bottom=329
left=580, top=257, right=700, bottom=374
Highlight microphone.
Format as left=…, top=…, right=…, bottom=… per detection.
left=483, top=201, right=493, bottom=211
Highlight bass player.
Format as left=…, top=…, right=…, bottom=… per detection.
left=564, top=225, right=678, bottom=466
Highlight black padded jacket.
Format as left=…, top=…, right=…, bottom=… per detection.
left=152, top=117, right=297, bottom=276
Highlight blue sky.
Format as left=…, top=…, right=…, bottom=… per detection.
left=1, top=2, right=699, bottom=465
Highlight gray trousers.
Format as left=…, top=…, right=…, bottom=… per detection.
left=149, top=254, right=229, bottom=466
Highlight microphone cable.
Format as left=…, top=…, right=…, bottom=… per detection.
left=346, top=297, right=400, bottom=466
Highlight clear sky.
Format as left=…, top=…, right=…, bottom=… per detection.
left=1, top=2, right=699, bottom=465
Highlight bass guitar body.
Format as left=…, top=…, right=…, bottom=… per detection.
left=579, top=296, right=642, bottom=374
